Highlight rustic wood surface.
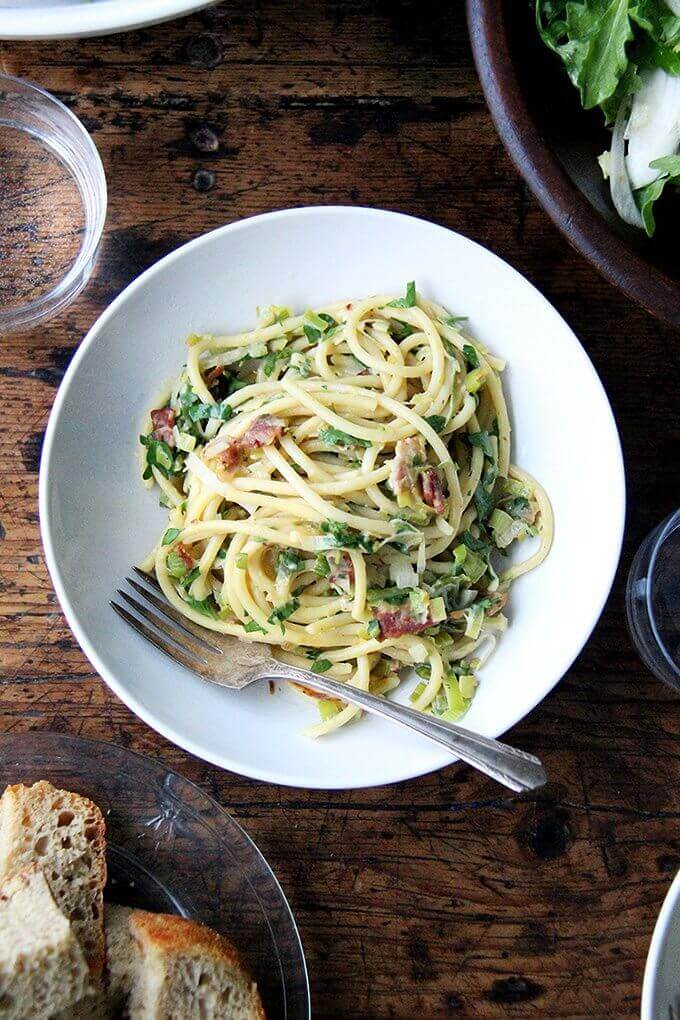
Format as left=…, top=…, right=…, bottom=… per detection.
left=0, top=2, right=678, bottom=1016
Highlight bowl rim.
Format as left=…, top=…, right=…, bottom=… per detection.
left=38, top=204, right=626, bottom=789
left=641, top=869, right=680, bottom=1019
left=466, top=0, right=680, bottom=329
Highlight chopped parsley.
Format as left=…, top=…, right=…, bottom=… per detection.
left=310, top=658, right=333, bottom=674
left=244, top=619, right=266, bottom=634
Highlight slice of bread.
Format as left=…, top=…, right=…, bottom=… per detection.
left=0, top=866, right=90, bottom=1019
left=0, top=782, right=106, bottom=976
left=105, top=904, right=138, bottom=1013
left=126, top=910, right=266, bottom=1020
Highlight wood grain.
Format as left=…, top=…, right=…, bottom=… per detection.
left=0, top=2, right=678, bottom=1016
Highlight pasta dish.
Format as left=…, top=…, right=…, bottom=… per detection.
left=139, top=285, right=553, bottom=737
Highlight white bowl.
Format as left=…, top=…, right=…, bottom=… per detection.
left=0, top=0, right=217, bottom=40
left=39, top=206, right=625, bottom=789
left=642, top=870, right=680, bottom=1020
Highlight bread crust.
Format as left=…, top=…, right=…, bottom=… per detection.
left=130, top=911, right=266, bottom=1019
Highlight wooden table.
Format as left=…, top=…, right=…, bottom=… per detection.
left=1, top=2, right=678, bottom=1016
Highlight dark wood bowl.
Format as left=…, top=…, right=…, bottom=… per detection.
left=467, top=0, right=680, bottom=328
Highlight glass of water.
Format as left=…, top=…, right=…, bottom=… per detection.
left=0, top=73, right=106, bottom=332
left=626, top=510, right=680, bottom=691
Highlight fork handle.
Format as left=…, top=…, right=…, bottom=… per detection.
left=264, top=665, right=546, bottom=793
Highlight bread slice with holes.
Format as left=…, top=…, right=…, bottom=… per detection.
left=126, top=910, right=266, bottom=1019
left=0, top=865, right=91, bottom=1019
left=0, top=781, right=106, bottom=976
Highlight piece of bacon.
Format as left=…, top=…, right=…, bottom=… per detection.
left=419, top=467, right=446, bottom=515
left=150, top=407, right=176, bottom=447
left=175, top=542, right=194, bottom=570
left=240, top=414, right=285, bottom=449
left=328, top=552, right=355, bottom=595
left=205, top=414, right=284, bottom=474
left=389, top=436, right=425, bottom=499
left=374, top=607, right=433, bottom=639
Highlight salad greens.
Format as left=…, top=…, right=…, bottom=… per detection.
left=536, top=0, right=680, bottom=233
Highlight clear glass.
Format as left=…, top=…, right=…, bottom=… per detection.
left=0, top=74, right=106, bottom=331
left=0, top=732, right=310, bottom=1019
left=626, top=510, right=680, bottom=691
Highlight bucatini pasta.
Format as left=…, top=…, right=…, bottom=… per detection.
left=138, top=285, right=552, bottom=736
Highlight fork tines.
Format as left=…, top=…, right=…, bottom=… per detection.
left=110, top=569, right=224, bottom=678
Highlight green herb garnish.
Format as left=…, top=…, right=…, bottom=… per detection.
left=388, top=281, right=417, bottom=308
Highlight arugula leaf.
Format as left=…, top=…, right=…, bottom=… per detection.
left=462, top=343, right=480, bottom=369
left=318, top=426, right=372, bottom=448
left=461, top=530, right=490, bottom=554
left=467, top=430, right=495, bottom=458
left=319, top=521, right=374, bottom=553
left=162, top=528, right=181, bottom=546
left=424, top=414, right=446, bottom=433
left=276, top=548, right=303, bottom=578
left=303, top=324, right=321, bottom=345
left=184, top=594, right=218, bottom=619
left=387, top=281, right=417, bottom=308
left=180, top=566, right=200, bottom=589
left=473, top=482, right=496, bottom=523
left=267, top=599, right=300, bottom=633
left=262, top=348, right=292, bottom=377
left=637, top=155, right=680, bottom=235
left=536, top=0, right=634, bottom=111
left=314, top=553, right=331, bottom=578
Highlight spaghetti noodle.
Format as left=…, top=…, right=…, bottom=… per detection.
left=139, top=286, right=553, bottom=736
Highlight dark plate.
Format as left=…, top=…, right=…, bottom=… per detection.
left=467, top=0, right=680, bottom=327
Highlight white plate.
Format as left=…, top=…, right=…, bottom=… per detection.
left=39, top=206, right=625, bottom=789
left=642, top=870, right=680, bottom=1020
left=0, top=0, right=217, bottom=40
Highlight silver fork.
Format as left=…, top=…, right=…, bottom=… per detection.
left=110, top=569, right=547, bottom=793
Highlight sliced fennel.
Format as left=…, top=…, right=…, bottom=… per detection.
left=625, top=68, right=680, bottom=188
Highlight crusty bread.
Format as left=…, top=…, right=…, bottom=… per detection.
left=0, top=782, right=106, bottom=975
left=0, top=866, right=90, bottom=1019
left=104, top=904, right=138, bottom=1013
left=127, top=910, right=265, bottom=1020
